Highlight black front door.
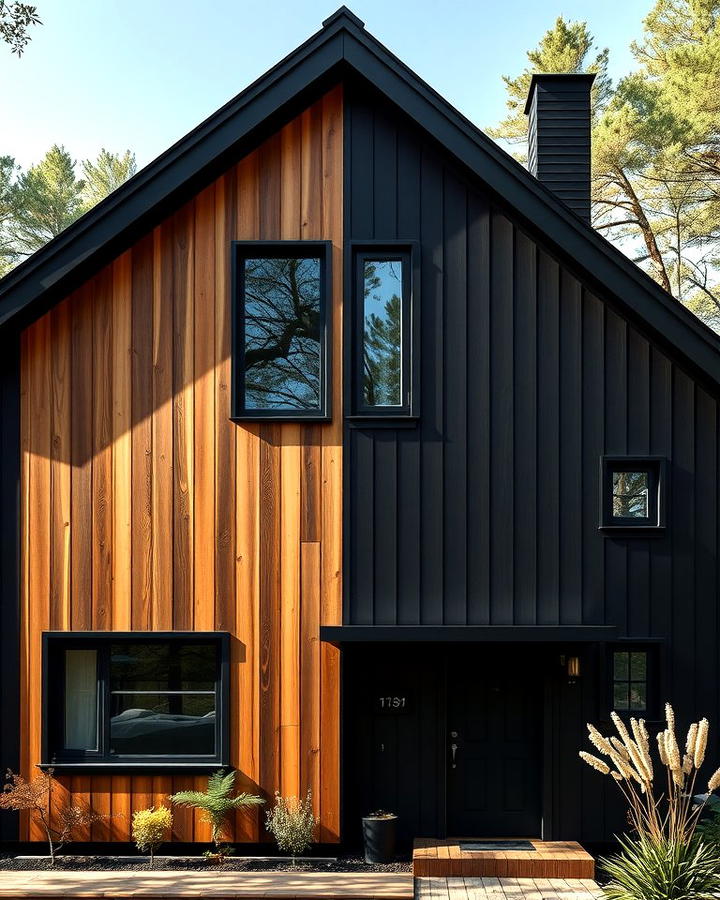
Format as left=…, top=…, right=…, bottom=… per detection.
left=446, top=651, right=542, bottom=837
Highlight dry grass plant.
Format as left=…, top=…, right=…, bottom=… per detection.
left=581, top=704, right=717, bottom=845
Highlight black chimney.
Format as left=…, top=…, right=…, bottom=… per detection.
left=524, top=73, right=595, bottom=222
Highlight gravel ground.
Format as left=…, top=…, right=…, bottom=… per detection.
left=0, top=852, right=411, bottom=874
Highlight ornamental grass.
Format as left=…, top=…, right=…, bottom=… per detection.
left=580, top=704, right=720, bottom=900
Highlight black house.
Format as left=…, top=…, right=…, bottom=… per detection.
left=0, top=7, right=719, bottom=854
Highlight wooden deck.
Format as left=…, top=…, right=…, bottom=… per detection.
left=415, top=877, right=603, bottom=899
left=413, top=841, right=595, bottom=879
left=0, top=870, right=413, bottom=899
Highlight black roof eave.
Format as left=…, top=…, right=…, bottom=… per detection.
left=0, top=20, right=348, bottom=329
left=2, top=7, right=720, bottom=390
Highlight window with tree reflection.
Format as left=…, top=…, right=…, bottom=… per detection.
left=362, top=259, right=403, bottom=407
left=233, top=243, right=330, bottom=419
left=600, top=457, right=665, bottom=530
left=352, top=246, right=414, bottom=416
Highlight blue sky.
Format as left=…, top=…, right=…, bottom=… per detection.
left=1, top=0, right=647, bottom=172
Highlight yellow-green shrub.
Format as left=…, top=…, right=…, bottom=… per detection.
left=132, top=806, right=172, bottom=866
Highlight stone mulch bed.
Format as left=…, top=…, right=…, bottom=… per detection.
left=0, top=852, right=411, bottom=873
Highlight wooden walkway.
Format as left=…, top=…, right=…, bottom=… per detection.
left=415, top=877, right=603, bottom=900
left=0, top=870, right=413, bottom=899
left=413, top=841, right=595, bottom=879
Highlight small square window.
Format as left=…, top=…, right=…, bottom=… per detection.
left=600, top=457, right=666, bottom=531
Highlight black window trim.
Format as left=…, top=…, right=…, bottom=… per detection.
left=599, top=455, right=667, bottom=533
left=41, top=631, right=230, bottom=773
left=346, top=240, right=421, bottom=422
left=230, top=240, right=333, bottom=422
left=607, top=641, right=660, bottom=720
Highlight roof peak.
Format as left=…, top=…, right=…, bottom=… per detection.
left=322, top=6, right=365, bottom=29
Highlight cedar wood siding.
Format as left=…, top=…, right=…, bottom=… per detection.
left=0, top=329, right=21, bottom=842
left=18, top=86, right=342, bottom=843
left=344, top=84, right=720, bottom=841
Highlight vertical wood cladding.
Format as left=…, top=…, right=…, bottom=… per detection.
left=0, top=331, right=20, bottom=841
left=19, top=86, right=343, bottom=843
left=345, top=88, right=720, bottom=840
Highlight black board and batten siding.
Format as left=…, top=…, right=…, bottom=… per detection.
left=343, top=83, right=720, bottom=841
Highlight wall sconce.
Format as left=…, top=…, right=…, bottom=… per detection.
left=567, top=655, right=581, bottom=684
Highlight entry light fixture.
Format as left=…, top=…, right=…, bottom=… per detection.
left=567, top=655, right=581, bottom=684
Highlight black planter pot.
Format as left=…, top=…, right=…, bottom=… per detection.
left=361, top=814, right=397, bottom=863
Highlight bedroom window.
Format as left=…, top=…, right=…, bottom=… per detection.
left=231, top=241, right=332, bottom=421
left=43, top=633, right=229, bottom=769
left=350, top=243, right=419, bottom=419
left=600, top=457, right=666, bottom=532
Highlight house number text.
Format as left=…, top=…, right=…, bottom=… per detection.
left=378, top=696, right=407, bottom=708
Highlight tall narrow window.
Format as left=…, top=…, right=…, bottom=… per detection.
left=612, top=650, right=648, bottom=712
left=352, top=245, right=417, bottom=417
left=362, top=259, right=403, bottom=407
left=232, top=242, right=331, bottom=420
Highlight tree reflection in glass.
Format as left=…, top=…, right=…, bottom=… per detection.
left=612, top=471, right=649, bottom=518
left=243, top=256, right=322, bottom=410
left=362, top=259, right=402, bottom=407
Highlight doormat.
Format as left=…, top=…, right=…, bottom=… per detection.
left=460, top=840, right=536, bottom=852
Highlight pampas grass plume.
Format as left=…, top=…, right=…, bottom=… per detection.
left=695, top=718, right=709, bottom=769
left=579, top=751, right=610, bottom=775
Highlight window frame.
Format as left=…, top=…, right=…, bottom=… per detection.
left=230, top=240, right=332, bottom=422
left=347, top=241, right=420, bottom=421
left=599, top=456, right=667, bottom=533
left=41, top=632, right=230, bottom=772
left=607, top=643, right=659, bottom=719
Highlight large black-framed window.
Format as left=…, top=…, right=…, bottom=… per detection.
left=231, top=241, right=332, bottom=421
left=42, top=632, right=230, bottom=770
left=600, top=456, right=667, bottom=532
left=349, top=242, right=419, bottom=419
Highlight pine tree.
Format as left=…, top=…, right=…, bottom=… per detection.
left=82, top=149, right=137, bottom=208
left=0, top=155, right=19, bottom=276
left=487, top=17, right=611, bottom=149
left=489, top=5, right=720, bottom=329
left=9, top=144, right=85, bottom=256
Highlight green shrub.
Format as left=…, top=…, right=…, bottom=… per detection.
left=695, top=794, right=720, bottom=846
left=170, top=770, right=264, bottom=855
left=601, top=833, right=720, bottom=900
left=132, top=806, right=172, bottom=867
left=265, top=790, right=318, bottom=863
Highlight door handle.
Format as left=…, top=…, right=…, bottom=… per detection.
left=451, top=742, right=458, bottom=768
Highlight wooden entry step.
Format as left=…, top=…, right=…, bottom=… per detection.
left=413, top=839, right=595, bottom=879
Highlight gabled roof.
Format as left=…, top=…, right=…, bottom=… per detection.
left=2, top=6, right=720, bottom=389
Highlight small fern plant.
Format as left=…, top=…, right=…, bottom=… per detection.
left=170, top=770, right=264, bottom=855
left=265, top=790, right=318, bottom=864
